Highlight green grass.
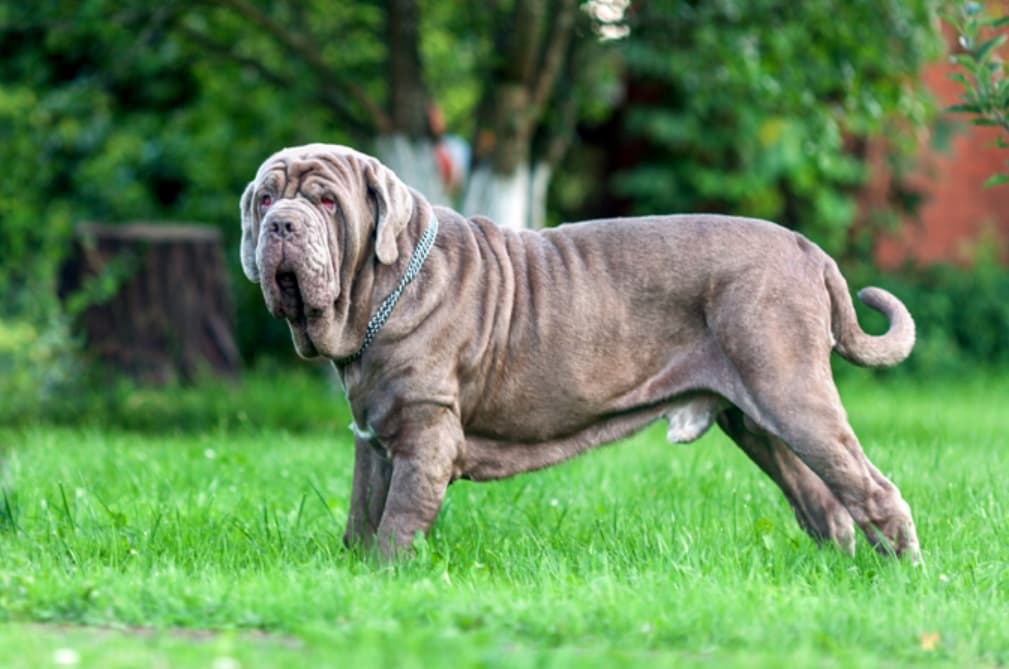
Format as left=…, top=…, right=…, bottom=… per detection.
left=0, top=368, right=1007, bottom=668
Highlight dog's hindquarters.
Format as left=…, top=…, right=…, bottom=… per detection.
left=704, top=242, right=920, bottom=560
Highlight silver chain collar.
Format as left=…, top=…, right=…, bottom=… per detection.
left=334, top=215, right=439, bottom=366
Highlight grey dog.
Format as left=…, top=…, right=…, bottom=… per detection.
left=240, top=143, right=920, bottom=562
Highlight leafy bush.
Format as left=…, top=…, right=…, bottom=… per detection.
left=613, top=0, right=942, bottom=257
left=0, top=360, right=348, bottom=432
left=0, top=315, right=81, bottom=424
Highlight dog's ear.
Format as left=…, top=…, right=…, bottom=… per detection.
left=364, top=160, right=414, bottom=265
left=239, top=180, right=260, bottom=282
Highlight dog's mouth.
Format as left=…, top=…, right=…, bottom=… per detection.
left=275, top=270, right=329, bottom=323
left=276, top=271, right=303, bottom=318
left=268, top=267, right=330, bottom=359
left=273, top=270, right=305, bottom=322
left=258, top=230, right=337, bottom=359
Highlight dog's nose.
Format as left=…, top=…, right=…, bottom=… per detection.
left=268, top=218, right=298, bottom=239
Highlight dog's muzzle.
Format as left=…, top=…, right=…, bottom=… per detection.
left=256, top=208, right=335, bottom=324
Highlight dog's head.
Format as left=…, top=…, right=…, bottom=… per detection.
left=240, top=144, right=416, bottom=359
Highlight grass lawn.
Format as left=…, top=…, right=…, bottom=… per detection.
left=0, top=368, right=1006, bottom=668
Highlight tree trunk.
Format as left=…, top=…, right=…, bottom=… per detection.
left=462, top=0, right=578, bottom=229
left=375, top=134, right=450, bottom=206
left=528, top=161, right=552, bottom=230
left=461, top=159, right=551, bottom=229
left=58, top=223, right=240, bottom=384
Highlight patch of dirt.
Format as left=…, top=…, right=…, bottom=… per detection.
left=21, top=622, right=303, bottom=648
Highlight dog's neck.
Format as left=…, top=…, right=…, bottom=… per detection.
left=332, top=214, right=439, bottom=367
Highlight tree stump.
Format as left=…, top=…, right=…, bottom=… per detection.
left=59, top=222, right=241, bottom=384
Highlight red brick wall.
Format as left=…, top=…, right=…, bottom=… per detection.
left=874, top=24, right=1009, bottom=267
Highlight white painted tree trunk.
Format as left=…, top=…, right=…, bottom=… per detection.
left=461, top=161, right=551, bottom=229
left=528, top=161, right=552, bottom=230
left=374, top=134, right=450, bottom=206
left=376, top=134, right=552, bottom=229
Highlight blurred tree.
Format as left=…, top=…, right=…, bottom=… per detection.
left=0, top=0, right=947, bottom=369
left=170, top=0, right=450, bottom=203
left=1, top=0, right=346, bottom=359
left=459, top=0, right=579, bottom=228
left=165, top=0, right=612, bottom=228
left=583, top=0, right=942, bottom=257
left=0, top=0, right=617, bottom=362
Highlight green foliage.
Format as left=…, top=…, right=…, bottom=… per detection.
left=944, top=1, right=1009, bottom=186
left=0, top=1, right=491, bottom=361
left=0, top=315, right=81, bottom=424
left=0, top=1, right=361, bottom=360
left=0, top=361, right=349, bottom=431
left=0, top=63, right=84, bottom=414
left=3, top=0, right=1000, bottom=376
left=614, top=0, right=942, bottom=256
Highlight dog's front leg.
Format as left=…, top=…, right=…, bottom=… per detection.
left=374, top=411, right=461, bottom=561
left=343, top=437, right=392, bottom=550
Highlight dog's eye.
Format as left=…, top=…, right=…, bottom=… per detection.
left=260, top=194, right=272, bottom=211
left=320, top=196, right=336, bottom=212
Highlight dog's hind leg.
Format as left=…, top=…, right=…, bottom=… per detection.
left=726, top=357, right=919, bottom=560
left=710, top=288, right=919, bottom=560
left=717, top=406, right=855, bottom=553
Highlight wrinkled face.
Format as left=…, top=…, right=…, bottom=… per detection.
left=240, top=144, right=414, bottom=359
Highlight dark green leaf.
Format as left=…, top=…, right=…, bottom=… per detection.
left=952, top=53, right=980, bottom=69
left=948, top=103, right=982, bottom=113
left=974, top=34, right=1007, bottom=64
left=982, top=172, right=1009, bottom=188
left=946, top=72, right=972, bottom=89
left=952, top=54, right=986, bottom=81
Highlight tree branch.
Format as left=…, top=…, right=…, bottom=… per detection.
left=504, top=0, right=547, bottom=85
left=176, top=23, right=374, bottom=139
left=209, top=0, right=391, bottom=133
left=177, top=23, right=288, bottom=87
left=541, top=79, right=581, bottom=167
left=530, top=0, right=578, bottom=111
left=386, top=0, right=430, bottom=136
left=532, top=28, right=589, bottom=170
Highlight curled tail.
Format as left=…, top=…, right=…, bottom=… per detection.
left=825, top=261, right=915, bottom=368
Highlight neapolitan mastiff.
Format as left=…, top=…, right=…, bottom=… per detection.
left=240, top=143, right=920, bottom=561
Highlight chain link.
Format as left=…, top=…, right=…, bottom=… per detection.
left=335, top=216, right=439, bottom=366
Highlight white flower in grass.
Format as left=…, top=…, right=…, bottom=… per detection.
left=204, top=448, right=217, bottom=460
left=53, top=648, right=79, bottom=666
left=213, top=657, right=240, bottom=669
